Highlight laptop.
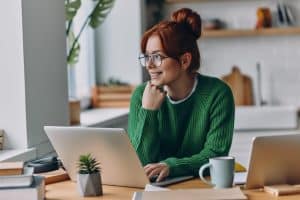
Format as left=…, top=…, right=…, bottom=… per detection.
left=44, top=126, right=193, bottom=188
left=235, top=134, right=300, bottom=189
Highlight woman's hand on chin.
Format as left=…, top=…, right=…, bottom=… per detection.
left=142, top=81, right=166, bottom=110
left=144, top=162, right=170, bottom=182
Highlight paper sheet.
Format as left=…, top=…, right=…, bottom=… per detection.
left=144, top=184, right=170, bottom=191
left=132, top=184, right=169, bottom=200
left=234, top=172, right=247, bottom=185
left=133, top=187, right=247, bottom=200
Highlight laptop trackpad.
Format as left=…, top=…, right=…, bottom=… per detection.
left=150, top=175, right=194, bottom=187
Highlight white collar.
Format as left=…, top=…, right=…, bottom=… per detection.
left=167, top=77, right=198, bottom=104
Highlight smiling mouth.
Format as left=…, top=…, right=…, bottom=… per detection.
left=150, top=72, right=162, bottom=79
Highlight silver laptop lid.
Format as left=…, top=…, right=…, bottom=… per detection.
left=245, top=134, right=300, bottom=189
left=44, top=126, right=149, bottom=188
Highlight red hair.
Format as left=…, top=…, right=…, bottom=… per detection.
left=141, top=8, right=202, bottom=73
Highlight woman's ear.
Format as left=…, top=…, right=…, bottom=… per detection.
left=179, top=52, right=192, bottom=70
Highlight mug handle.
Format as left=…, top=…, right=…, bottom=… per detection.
left=199, top=163, right=214, bottom=186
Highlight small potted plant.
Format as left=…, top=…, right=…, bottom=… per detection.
left=77, top=153, right=102, bottom=196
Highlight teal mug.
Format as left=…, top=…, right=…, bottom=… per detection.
left=199, top=156, right=235, bottom=188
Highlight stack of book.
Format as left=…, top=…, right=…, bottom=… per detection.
left=0, top=162, right=45, bottom=200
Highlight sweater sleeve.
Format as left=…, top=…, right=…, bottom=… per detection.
left=162, top=85, right=235, bottom=177
left=128, top=85, right=161, bottom=166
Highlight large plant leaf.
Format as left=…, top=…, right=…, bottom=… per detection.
left=67, top=31, right=81, bottom=65
left=67, top=41, right=80, bottom=65
left=89, top=0, right=115, bottom=28
left=65, top=0, right=82, bottom=21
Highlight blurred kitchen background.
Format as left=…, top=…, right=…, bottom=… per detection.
left=86, top=0, right=300, bottom=167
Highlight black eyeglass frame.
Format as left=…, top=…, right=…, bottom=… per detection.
left=138, top=53, right=171, bottom=67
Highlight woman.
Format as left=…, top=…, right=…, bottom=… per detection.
left=128, top=8, right=234, bottom=182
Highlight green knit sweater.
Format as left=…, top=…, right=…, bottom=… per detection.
left=128, top=74, right=235, bottom=177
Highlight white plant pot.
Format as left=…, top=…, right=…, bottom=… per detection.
left=77, top=172, right=103, bottom=196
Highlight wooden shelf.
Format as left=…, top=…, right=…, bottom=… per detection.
left=202, top=27, right=300, bottom=38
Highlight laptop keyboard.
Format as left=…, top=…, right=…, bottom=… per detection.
left=149, top=175, right=159, bottom=183
left=150, top=175, right=194, bottom=187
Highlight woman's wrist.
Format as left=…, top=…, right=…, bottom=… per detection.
left=142, top=104, right=160, bottom=110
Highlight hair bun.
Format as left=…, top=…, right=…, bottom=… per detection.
left=171, top=8, right=202, bottom=39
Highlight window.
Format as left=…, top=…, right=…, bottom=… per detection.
left=68, top=1, right=96, bottom=109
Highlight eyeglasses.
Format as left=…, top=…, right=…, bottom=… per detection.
left=138, top=53, right=170, bottom=67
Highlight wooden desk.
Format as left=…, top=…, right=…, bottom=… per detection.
left=46, top=179, right=300, bottom=200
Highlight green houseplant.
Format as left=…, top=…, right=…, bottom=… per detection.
left=65, top=0, right=115, bottom=124
left=65, top=0, right=115, bottom=65
left=77, top=153, right=102, bottom=196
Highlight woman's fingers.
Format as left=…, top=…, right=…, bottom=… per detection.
left=156, top=163, right=170, bottom=182
left=149, top=80, right=165, bottom=94
left=142, top=82, right=166, bottom=110
left=144, top=164, right=157, bottom=176
left=156, top=168, right=168, bottom=182
left=148, top=167, right=162, bottom=179
left=144, top=163, right=170, bottom=182
left=144, top=164, right=162, bottom=177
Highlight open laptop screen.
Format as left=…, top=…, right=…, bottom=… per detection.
left=245, top=134, right=300, bottom=189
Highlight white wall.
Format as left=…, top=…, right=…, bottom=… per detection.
left=165, top=0, right=300, bottom=107
left=0, top=1, right=28, bottom=149
left=22, top=0, right=69, bottom=156
left=95, top=0, right=143, bottom=85
left=0, top=0, right=69, bottom=157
